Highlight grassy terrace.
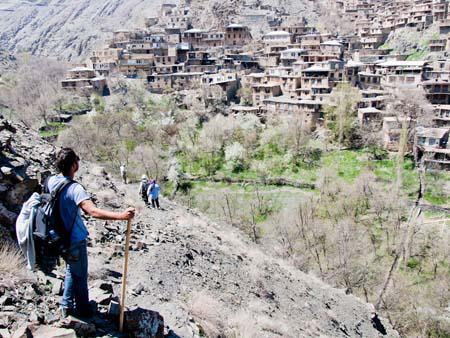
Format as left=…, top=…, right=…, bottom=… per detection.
left=38, top=122, right=66, bottom=139
left=179, top=149, right=449, bottom=207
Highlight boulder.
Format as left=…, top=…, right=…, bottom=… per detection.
left=98, top=282, right=113, bottom=294
left=0, top=203, right=17, bottom=227
left=0, top=328, right=10, bottom=338
left=51, top=280, right=63, bottom=296
left=125, top=307, right=164, bottom=338
left=62, top=317, right=96, bottom=337
left=89, top=287, right=112, bottom=306
left=10, top=324, right=31, bottom=338
left=5, top=180, right=39, bottom=210
left=32, top=326, right=76, bottom=338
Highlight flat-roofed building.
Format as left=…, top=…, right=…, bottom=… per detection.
left=263, top=96, right=321, bottom=131
left=61, top=67, right=107, bottom=95
left=225, top=24, right=252, bottom=48
left=433, top=104, right=450, bottom=127
left=251, top=82, right=282, bottom=106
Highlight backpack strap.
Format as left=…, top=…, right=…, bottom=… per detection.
left=44, top=177, right=75, bottom=203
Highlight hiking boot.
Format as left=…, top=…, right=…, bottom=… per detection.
left=71, top=300, right=97, bottom=319
left=74, top=307, right=94, bottom=319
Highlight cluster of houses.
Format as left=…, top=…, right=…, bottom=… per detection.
left=60, top=0, right=450, bottom=170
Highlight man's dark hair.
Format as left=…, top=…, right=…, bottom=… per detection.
left=55, top=148, right=79, bottom=176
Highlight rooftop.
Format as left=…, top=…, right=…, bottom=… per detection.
left=417, top=127, right=450, bottom=138
left=264, top=31, right=291, bottom=37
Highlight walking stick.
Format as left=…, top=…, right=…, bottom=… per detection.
left=119, top=218, right=132, bottom=332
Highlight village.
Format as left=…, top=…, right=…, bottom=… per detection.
left=60, top=0, right=450, bottom=170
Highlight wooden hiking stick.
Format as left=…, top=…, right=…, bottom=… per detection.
left=119, top=218, right=132, bottom=332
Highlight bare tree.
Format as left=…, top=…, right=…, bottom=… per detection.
left=3, top=55, right=67, bottom=128
left=324, top=83, right=362, bottom=149
left=386, top=88, right=432, bottom=192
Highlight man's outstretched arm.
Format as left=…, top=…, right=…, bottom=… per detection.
left=80, top=200, right=135, bottom=221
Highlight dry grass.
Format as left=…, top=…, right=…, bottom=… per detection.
left=227, top=310, right=258, bottom=338
left=188, top=290, right=225, bottom=337
left=0, top=241, right=27, bottom=280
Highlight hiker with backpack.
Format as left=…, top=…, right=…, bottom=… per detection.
left=120, top=164, right=127, bottom=184
left=147, top=179, right=161, bottom=209
left=17, top=148, right=135, bottom=318
left=139, top=175, right=149, bottom=205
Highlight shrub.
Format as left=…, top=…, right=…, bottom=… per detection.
left=406, top=257, right=420, bottom=269
left=225, top=142, right=247, bottom=173
left=0, top=241, right=26, bottom=279
left=367, top=145, right=388, bottom=161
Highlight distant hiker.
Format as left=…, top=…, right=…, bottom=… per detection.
left=148, top=179, right=161, bottom=209
left=139, top=175, right=149, bottom=205
left=47, top=148, right=135, bottom=318
left=120, top=164, right=127, bottom=184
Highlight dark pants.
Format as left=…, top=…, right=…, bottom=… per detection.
left=142, top=193, right=148, bottom=204
left=151, top=198, right=160, bottom=208
left=61, top=240, right=89, bottom=313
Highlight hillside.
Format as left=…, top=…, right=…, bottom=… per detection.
left=0, top=0, right=165, bottom=61
left=0, top=116, right=398, bottom=337
left=0, top=0, right=316, bottom=61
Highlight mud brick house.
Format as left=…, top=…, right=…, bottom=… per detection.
left=225, top=24, right=252, bottom=48
left=417, top=127, right=449, bottom=148
left=183, top=29, right=206, bottom=49
left=358, top=89, right=387, bottom=110
left=251, top=83, right=282, bottom=106
left=382, top=116, right=414, bottom=151
left=377, top=60, right=430, bottom=87
left=280, top=48, right=307, bottom=67
left=421, top=79, right=450, bottom=104
left=358, top=107, right=385, bottom=125
left=430, top=38, right=447, bottom=52
left=439, top=18, right=450, bottom=34
left=417, top=127, right=450, bottom=169
left=263, top=31, right=293, bottom=49
left=262, top=96, right=321, bottom=131
left=320, top=40, right=344, bottom=59
left=202, top=71, right=239, bottom=102
left=61, top=67, right=107, bottom=95
left=203, top=31, right=225, bottom=48
left=432, top=0, right=448, bottom=21
left=358, top=71, right=383, bottom=89
left=300, top=34, right=323, bottom=53
left=433, top=105, right=450, bottom=127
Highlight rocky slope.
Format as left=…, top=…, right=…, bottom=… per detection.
left=0, top=116, right=398, bottom=337
left=0, top=0, right=165, bottom=61
left=0, top=0, right=316, bottom=61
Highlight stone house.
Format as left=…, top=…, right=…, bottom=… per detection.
left=433, top=104, right=450, bottom=127
left=262, top=96, right=321, bottom=131
left=417, top=127, right=449, bottom=148
left=61, top=67, right=107, bottom=95
left=377, top=60, right=429, bottom=87
left=421, top=79, right=450, bottom=104
left=263, top=31, right=293, bottom=49
left=225, top=24, right=252, bottom=48
left=251, top=82, right=282, bottom=106
left=416, top=126, right=450, bottom=169
left=280, top=48, right=307, bottom=67
left=382, top=116, right=413, bottom=151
